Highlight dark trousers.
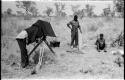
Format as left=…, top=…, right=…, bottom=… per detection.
left=97, top=43, right=106, bottom=50
left=71, top=31, right=78, bottom=47
left=16, top=38, right=29, bottom=67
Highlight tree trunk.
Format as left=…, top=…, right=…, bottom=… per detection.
left=25, top=9, right=30, bottom=20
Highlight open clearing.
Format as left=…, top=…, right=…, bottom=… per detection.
left=1, top=17, right=124, bottom=79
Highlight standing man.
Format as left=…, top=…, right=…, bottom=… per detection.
left=16, top=20, right=46, bottom=68
left=67, top=15, right=82, bottom=49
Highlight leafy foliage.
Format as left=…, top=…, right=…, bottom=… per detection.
left=44, top=7, right=53, bottom=17
left=30, top=6, right=38, bottom=17
left=85, top=4, right=95, bottom=17
left=54, top=3, right=66, bottom=17
left=16, top=1, right=36, bottom=17
left=114, top=0, right=124, bottom=17
left=6, top=8, right=12, bottom=15
left=111, top=31, right=124, bottom=47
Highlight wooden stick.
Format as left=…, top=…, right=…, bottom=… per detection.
left=29, top=38, right=43, bottom=57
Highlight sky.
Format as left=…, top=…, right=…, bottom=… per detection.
left=2, top=0, right=114, bottom=16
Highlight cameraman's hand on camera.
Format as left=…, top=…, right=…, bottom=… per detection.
left=35, top=38, right=41, bottom=43
left=42, top=35, right=46, bottom=41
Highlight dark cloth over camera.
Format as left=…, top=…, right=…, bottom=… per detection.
left=25, top=20, right=56, bottom=44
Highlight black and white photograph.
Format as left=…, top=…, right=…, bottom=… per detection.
left=1, top=0, right=124, bottom=79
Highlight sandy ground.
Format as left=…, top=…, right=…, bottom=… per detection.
left=1, top=42, right=124, bottom=79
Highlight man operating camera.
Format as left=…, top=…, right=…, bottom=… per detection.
left=16, top=20, right=47, bottom=68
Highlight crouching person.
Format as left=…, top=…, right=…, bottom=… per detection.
left=16, top=20, right=46, bottom=68
left=95, top=33, right=107, bottom=52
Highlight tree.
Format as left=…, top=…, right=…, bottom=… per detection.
left=45, top=7, right=53, bottom=17
left=54, top=3, right=65, bottom=17
left=7, top=8, right=12, bottom=15
left=16, top=1, right=36, bottom=16
left=71, top=5, right=80, bottom=13
left=71, top=5, right=80, bottom=16
left=30, top=6, right=38, bottom=17
left=103, top=8, right=111, bottom=17
left=102, top=5, right=115, bottom=17
left=71, top=5, right=85, bottom=19
left=113, top=0, right=124, bottom=17
left=85, top=4, right=95, bottom=17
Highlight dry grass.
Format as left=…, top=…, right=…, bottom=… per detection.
left=1, top=16, right=124, bottom=61
left=1, top=16, right=124, bottom=79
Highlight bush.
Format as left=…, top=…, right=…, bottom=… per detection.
left=111, top=32, right=124, bottom=47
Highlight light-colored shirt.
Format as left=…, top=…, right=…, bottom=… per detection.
left=16, top=30, right=28, bottom=39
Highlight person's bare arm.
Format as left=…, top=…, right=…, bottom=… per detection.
left=67, top=21, right=72, bottom=30
left=78, top=22, right=82, bottom=33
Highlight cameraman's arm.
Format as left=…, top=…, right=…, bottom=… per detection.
left=35, top=35, right=46, bottom=43
left=42, top=35, right=46, bottom=41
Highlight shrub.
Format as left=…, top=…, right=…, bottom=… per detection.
left=111, top=31, right=124, bottom=47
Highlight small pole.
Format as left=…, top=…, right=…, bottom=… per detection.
left=33, top=43, right=45, bottom=73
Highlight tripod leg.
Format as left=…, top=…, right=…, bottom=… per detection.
left=29, top=40, right=43, bottom=57
left=35, top=45, right=45, bottom=72
left=44, top=40, right=55, bottom=55
left=39, top=46, right=44, bottom=69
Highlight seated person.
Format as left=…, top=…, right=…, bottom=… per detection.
left=95, top=33, right=107, bottom=52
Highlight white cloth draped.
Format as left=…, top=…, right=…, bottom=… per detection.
left=16, top=30, right=28, bottom=39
